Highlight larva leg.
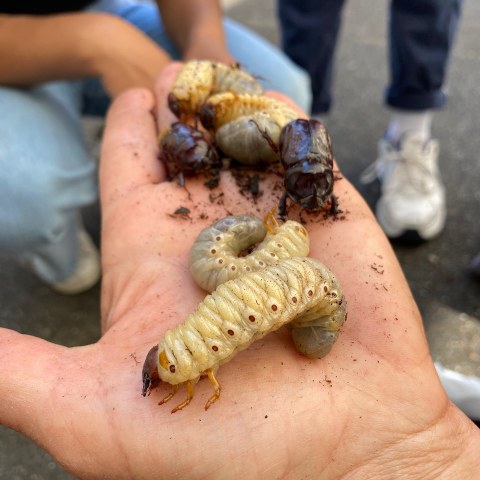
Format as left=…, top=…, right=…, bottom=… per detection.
left=263, top=207, right=279, bottom=234
left=171, top=381, right=195, bottom=414
left=204, top=369, right=221, bottom=411
left=159, top=384, right=179, bottom=406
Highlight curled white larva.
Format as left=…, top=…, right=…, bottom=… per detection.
left=215, top=112, right=285, bottom=164
left=189, top=214, right=310, bottom=292
left=158, top=257, right=345, bottom=389
left=212, top=62, right=264, bottom=96
left=143, top=256, right=346, bottom=411
left=168, top=60, right=263, bottom=119
left=200, top=92, right=298, bottom=164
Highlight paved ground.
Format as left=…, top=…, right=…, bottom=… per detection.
left=1, top=0, right=479, bottom=478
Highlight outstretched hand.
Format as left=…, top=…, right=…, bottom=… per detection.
left=0, top=63, right=478, bottom=479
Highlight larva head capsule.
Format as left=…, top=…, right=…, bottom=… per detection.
left=198, top=102, right=216, bottom=131
left=167, top=92, right=183, bottom=119
left=141, top=345, right=161, bottom=397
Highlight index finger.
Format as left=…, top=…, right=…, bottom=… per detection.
left=100, top=87, right=164, bottom=209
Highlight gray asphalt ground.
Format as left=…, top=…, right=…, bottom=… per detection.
left=1, top=0, right=479, bottom=478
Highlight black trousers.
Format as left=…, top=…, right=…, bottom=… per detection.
left=277, top=0, right=463, bottom=114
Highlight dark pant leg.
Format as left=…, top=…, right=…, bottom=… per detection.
left=277, top=0, right=346, bottom=114
left=387, top=0, right=463, bottom=111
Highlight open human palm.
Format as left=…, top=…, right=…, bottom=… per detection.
left=0, top=64, right=477, bottom=480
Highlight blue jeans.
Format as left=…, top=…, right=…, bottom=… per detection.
left=278, top=0, right=463, bottom=114
left=0, top=0, right=310, bottom=283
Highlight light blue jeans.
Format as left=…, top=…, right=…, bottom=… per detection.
left=0, top=0, right=311, bottom=283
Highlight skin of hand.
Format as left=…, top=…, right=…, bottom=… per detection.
left=0, top=63, right=479, bottom=479
left=0, top=12, right=171, bottom=97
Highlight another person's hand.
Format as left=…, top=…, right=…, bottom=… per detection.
left=87, top=14, right=172, bottom=97
left=0, top=63, right=479, bottom=479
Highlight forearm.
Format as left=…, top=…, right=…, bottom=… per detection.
left=155, top=0, right=234, bottom=62
left=0, top=12, right=172, bottom=96
left=0, top=13, right=112, bottom=86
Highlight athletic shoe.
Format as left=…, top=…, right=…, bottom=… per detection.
left=469, top=252, right=480, bottom=278
left=51, top=227, right=101, bottom=295
left=361, top=133, right=446, bottom=242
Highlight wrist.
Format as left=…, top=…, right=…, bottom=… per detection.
left=183, top=43, right=235, bottom=64
left=368, top=404, right=480, bottom=479
left=80, top=13, right=128, bottom=77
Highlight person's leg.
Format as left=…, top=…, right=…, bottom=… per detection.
left=385, top=0, right=463, bottom=143
left=363, top=0, right=463, bottom=242
left=82, top=0, right=312, bottom=115
left=221, top=18, right=311, bottom=114
left=470, top=252, right=480, bottom=278
left=277, top=0, right=346, bottom=114
left=387, top=0, right=463, bottom=113
left=0, top=82, right=99, bottom=292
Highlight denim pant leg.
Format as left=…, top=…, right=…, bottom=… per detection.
left=0, top=82, right=97, bottom=283
left=387, top=0, right=464, bottom=110
left=277, top=0, right=346, bottom=114
left=222, top=18, right=312, bottom=113
left=82, top=0, right=312, bottom=116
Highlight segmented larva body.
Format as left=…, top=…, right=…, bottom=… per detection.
left=189, top=214, right=309, bottom=292
left=199, top=92, right=299, bottom=164
left=188, top=213, right=344, bottom=360
left=168, top=60, right=263, bottom=119
left=158, top=256, right=345, bottom=387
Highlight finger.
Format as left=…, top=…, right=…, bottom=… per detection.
left=0, top=328, right=68, bottom=434
left=100, top=87, right=165, bottom=209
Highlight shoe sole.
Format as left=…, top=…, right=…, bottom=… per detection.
left=376, top=199, right=446, bottom=242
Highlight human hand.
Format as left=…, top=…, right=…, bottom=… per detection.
left=88, top=14, right=172, bottom=97
left=0, top=63, right=479, bottom=479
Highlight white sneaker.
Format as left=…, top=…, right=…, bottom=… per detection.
left=360, top=133, right=446, bottom=242
left=51, top=228, right=101, bottom=295
left=470, top=252, right=480, bottom=278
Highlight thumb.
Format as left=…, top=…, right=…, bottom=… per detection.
left=0, top=328, right=78, bottom=436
